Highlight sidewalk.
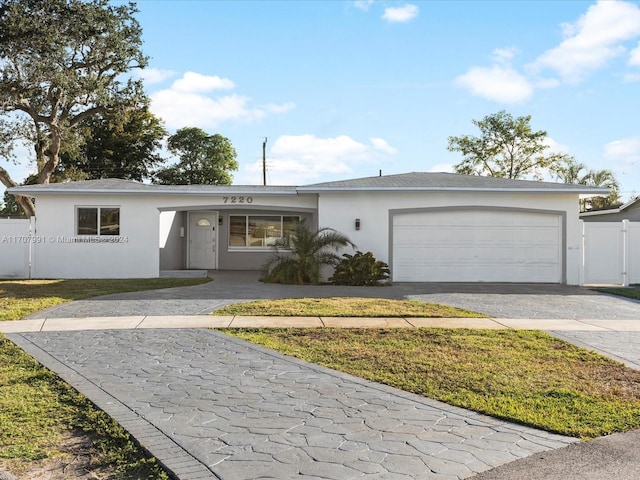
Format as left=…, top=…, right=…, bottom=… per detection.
left=3, top=315, right=640, bottom=333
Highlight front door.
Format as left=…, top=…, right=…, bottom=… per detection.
left=188, top=211, right=217, bottom=269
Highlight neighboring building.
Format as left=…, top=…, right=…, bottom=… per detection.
left=6, top=172, right=606, bottom=284
left=580, top=197, right=640, bottom=223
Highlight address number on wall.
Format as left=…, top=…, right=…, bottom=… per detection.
left=222, top=196, right=253, bottom=204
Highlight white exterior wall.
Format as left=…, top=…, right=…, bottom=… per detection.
left=28, top=192, right=318, bottom=278
left=317, top=191, right=583, bottom=285
left=31, top=194, right=160, bottom=278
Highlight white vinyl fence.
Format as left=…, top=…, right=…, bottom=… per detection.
left=582, top=220, right=640, bottom=286
left=0, top=217, right=33, bottom=278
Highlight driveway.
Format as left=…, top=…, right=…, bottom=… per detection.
left=7, top=271, right=640, bottom=479
left=25, top=271, right=640, bottom=320
left=9, top=329, right=576, bottom=480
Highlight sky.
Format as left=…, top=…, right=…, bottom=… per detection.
left=5, top=0, right=640, bottom=200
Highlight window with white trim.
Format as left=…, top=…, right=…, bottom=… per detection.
left=77, top=207, right=120, bottom=235
left=229, top=215, right=299, bottom=248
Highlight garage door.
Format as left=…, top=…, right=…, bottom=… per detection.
left=392, top=209, right=562, bottom=283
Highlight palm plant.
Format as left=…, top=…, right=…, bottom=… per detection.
left=261, top=220, right=355, bottom=284
left=554, top=160, right=621, bottom=211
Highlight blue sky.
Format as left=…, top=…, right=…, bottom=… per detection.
left=6, top=0, right=640, bottom=200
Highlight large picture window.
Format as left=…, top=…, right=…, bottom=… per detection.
left=229, top=215, right=299, bottom=248
left=77, top=207, right=120, bottom=235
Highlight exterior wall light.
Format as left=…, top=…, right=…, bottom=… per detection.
left=355, top=218, right=360, bottom=230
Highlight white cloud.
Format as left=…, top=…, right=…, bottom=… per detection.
left=455, top=65, right=533, bottom=104
left=629, top=42, right=640, bottom=66
left=370, top=137, right=398, bottom=154
left=605, top=136, right=640, bottom=164
left=602, top=137, right=640, bottom=194
left=242, top=134, right=397, bottom=185
left=543, top=137, right=570, bottom=154
left=262, top=102, right=296, bottom=114
left=429, top=163, right=455, bottom=173
left=382, top=4, right=419, bottom=23
left=171, top=71, right=234, bottom=93
left=136, top=67, right=178, bottom=84
left=492, top=47, right=518, bottom=64
left=354, top=0, right=374, bottom=11
left=149, top=72, right=294, bottom=130
left=531, top=0, right=640, bottom=82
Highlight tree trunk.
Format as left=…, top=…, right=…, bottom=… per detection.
left=39, top=126, right=61, bottom=184
left=0, top=165, right=35, bottom=217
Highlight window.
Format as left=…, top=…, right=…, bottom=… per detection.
left=229, top=215, right=299, bottom=248
left=77, top=207, right=120, bottom=235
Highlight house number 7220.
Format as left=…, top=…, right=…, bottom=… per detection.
left=222, top=196, right=253, bottom=204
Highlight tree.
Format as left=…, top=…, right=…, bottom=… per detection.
left=261, top=220, right=356, bottom=285
left=0, top=0, right=148, bottom=215
left=554, top=159, right=621, bottom=211
left=58, top=107, right=167, bottom=182
left=153, top=128, right=239, bottom=185
left=448, top=110, right=573, bottom=180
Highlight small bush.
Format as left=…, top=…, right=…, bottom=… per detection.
left=329, top=251, right=390, bottom=286
left=261, top=220, right=354, bottom=285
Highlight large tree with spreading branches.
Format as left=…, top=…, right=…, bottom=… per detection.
left=448, top=110, right=574, bottom=180
left=0, top=0, right=148, bottom=215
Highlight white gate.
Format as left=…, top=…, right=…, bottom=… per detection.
left=0, top=217, right=33, bottom=278
left=582, top=220, right=640, bottom=286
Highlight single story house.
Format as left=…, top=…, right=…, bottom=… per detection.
left=7, top=172, right=606, bottom=284
left=580, top=197, right=640, bottom=222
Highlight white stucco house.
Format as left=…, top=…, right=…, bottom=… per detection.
left=6, top=172, right=606, bottom=284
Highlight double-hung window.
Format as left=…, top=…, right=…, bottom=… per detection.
left=77, top=207, right=120, bottom=236
left=229, top=215, right=299, bottom=249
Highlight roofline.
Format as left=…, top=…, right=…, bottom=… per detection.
left=297, top=186, right=609, bottom=195
left=8, top=182, right=609, bottom=197
left=7, top=186, right=300, bottom=197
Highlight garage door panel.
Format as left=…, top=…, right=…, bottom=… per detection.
left=392, top=210, right=562, bottom=283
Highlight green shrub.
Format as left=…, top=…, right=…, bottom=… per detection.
left=329, top=251, right=390, bottom=286
left=261, top=220, right=355, bottom=285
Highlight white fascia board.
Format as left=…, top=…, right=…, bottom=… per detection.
left=298, top=186, right=609, bottom=195
left=7, top=187, right=299, bottom=197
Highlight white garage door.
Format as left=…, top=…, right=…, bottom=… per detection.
left=392, top=210, right=562, bottom=283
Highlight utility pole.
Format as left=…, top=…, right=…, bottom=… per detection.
left=262, top=137, right=267, bottom=186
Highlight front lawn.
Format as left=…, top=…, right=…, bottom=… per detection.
left=214, top=297, right=486, bottom=318
left=226, top=328, right=640, bottom=440
left=0, top=334, right=169, bottom=479
left=596, top=285, right=640, bottom=300
left=0, top=278, right=210, bottom=321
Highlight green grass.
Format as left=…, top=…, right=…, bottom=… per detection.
left=214, top=297, right=486, bottom=317
left=0, top=278, right=210, bottom=321
left=596, top=284, right=640, bottom=300
left=225, top=328, right=640, bottom=440
left=0, top=334, right=169, bottom=478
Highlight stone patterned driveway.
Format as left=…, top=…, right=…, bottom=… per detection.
left=9, top=329, right=575, bottom=480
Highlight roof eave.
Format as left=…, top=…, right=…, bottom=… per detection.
left=298, top=186, right=609, bottom=194
left=6, top=187, right=300, bottom=196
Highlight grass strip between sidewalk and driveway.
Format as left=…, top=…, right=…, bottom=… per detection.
left=225, top=328, right=640, bottom=440
left=214, top=297, right=486, bottom=318
left=0, top=277, right=210, bottom=321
